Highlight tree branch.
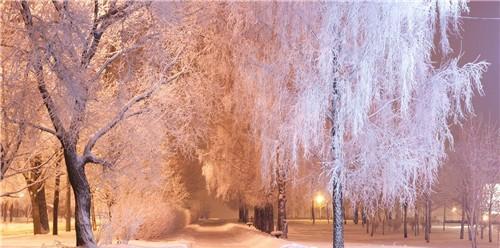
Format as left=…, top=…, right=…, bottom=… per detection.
left=83, top=69, right=185, bottom=157
left=0, top=170, right=62, bottom=198
left=92, top=43, right=143, bottom=81
left=81, top=1, right=147, bottom=68
left=0, top=121, right=25, bottom=179
left=4, top=149, right=60, bottom=179
left=84, top=154, right=113, bottom=168
left=19, top=1, right=66, bottom=140
left=51, top=0, right=69, bottom=19
left=5, top=115, right=57, bottom=136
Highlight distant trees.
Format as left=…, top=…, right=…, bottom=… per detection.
left=441, top=119, right=499, bottom=248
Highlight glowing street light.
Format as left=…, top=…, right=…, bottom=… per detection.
left=315, top=193, right=325, bottom=220
left=483, top=214, right=489, bottom=222
left=315, top=194, right=325, bottom=206
left=451, top=207, right=457, bottom=213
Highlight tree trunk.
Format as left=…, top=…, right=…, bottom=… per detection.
left=24, top=157, right=50, bottom=234
left=254, top=207, right=260, bottom=230
left=428, top=199, right=432, bottom=234
left=9, top=203, right=13, bottom=222
left=468, top=224, right=472, bottom=241
left=311, top=199, right=315, bottom=224
left=239, top=201, right=249, bottom=223
left=239, top=206, right=243, bottom=222
left=353, top=206, right=358, bottom=224
left=414, top=210, right=419, bottom=236
left=332, top=182, right=344, bottom=248
left=460, top=202, right=465, bottom=239
left=488, top=203, right=492, bottom=242
left=326, top=203, right=330, bottom=224
left=382, top=213, right=385, bottom=235
left=470, top=211, right=477, bottom=248
left=254, top=206, right=269, bottom=233
left=403, top=203, right=408, bottom=238
left=238, top=204, right=248, bottom=223
left=27, top=183, right=50, bottom=234
left=442, top=205, right=446, bottom=231
left=311, top=198, right=316, bottom=224
left=2, top=202, right=6, bottom=222
left=91, top=193, right=97, bottom=231
left=53, top=167, right=61, bottom=235
left=425, top=197, right=430, bottom=243
left=239, top=205, right=245, bottom=222
left=63, top=150, right=96, bottom=247
left=362, top=208, right=367, bottom=225
left=27, top=187, right=48, bottom=233
left=269, top=203, right=274, bottom=233
left=36, top=180, right=50, bottom=234
left=277, top=192, right=286, bottom=234
left=257, top=207, right=262, bottom=231
left=371, top=218, right=375, bottom=237
left=277, top=179, right=286, bottom=236
left=65, top=175, right=71, bottom=232
left=243, top=205, right=248, bottom=223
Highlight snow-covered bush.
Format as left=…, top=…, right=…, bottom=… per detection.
left=96, top=161, right=190, bottom=244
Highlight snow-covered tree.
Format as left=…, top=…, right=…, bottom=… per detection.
left=282, top=2, right=487, bottom=246
left=3, top=1, right=192, bottom=246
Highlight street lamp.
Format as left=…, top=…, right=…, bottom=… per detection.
left=315, top=194, right=325, bottom=205
left=483, top=214, right=489, bottom=222
left=315, top=193, right=325, bottom=219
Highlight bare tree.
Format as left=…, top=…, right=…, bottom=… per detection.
left=448, top=119, right=499, bottom=248
left=484, top=183, right=499, bottom=243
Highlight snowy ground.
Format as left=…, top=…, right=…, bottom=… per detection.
left=1, top=219, right=499, bottom=248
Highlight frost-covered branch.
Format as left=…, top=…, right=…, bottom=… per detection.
left=5, top=116, right=57, bottom=136
left=19, top=1, right=66, bottom=140
left=92, top=43, right=145, bottom=81
left=84, top=154, right=113, bottom=168
left=83, top=69, right=185, bottom=158
left=81, top=1, right=147, bottom=67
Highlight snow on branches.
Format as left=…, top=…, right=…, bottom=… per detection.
left=291, top=1, right=488, bottom=211
left=182, top=1, right=488, bottom=213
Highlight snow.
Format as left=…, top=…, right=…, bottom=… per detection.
left=2, top=219, right=498, bottom=248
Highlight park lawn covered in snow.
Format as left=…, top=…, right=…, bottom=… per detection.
left=286, top=220, right=499, bottom=248
left=1, top=219, right=499, bottom=248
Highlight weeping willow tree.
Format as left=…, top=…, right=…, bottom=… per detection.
left=289, top=2, right=488, bottom=247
